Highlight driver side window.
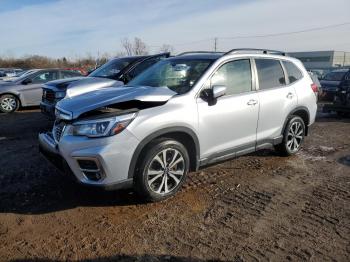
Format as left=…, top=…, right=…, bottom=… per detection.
left=210, top=59, right=252, bottom=96
left=31, top=71, right=58, bottom=84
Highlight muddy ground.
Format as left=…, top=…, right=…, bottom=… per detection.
left=0, top=108, right=349, bottom=261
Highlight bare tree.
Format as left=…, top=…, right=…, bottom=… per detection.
left=121, top=38, right=133, bottom=56
left=159, top=44, right=174, bottom=53
left=121, top=37, right=149, bottom=56
left=133, top=37, right=148, bottom=55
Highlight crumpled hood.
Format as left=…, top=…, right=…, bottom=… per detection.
left=56, top=85, right=177, bottom=119
left=45, top=77, right=123, bottom=98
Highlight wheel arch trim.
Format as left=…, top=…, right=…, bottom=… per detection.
left=282, top=106, right=310, bottom=136
left=128, top=126, right=200, bottom=179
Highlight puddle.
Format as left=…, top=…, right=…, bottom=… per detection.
left=338, top=155, right=350, bottom=166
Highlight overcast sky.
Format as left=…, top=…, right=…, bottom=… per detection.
left=0, top=0, right=349, bottom=58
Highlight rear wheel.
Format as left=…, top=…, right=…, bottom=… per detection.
left=275, top=115, right=305, bottom=156
left=134, top=138, right=190, bottom=202
left=0, top=94, right=19, bottom=113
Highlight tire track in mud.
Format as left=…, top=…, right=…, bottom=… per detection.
left=177, top=148, right=350, bottom=261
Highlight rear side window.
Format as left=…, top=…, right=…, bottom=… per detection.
left=283, top=61, right=303, bottom=83
left=255, top=59, right=286, bottom=90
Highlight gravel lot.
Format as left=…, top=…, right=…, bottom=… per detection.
left=0, top=108, right=349, bottom=261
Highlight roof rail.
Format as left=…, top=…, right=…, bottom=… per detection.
left=177, top=51, right=225, bottom=56
left=224, top=48, right=286, bottom=56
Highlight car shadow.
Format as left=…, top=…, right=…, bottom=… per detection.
left=0, top=110, right=144, bottom=215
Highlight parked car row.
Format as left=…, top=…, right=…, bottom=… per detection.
left=0, top=68, right=24, bottom=80
left=40, top=52, right=170, bottom=118
left=0, top=69, right=82, bottom=113
left=35, top=49, right=318, bottom=201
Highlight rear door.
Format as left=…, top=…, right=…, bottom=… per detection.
left=197, top=58, right=259, bottom=160
left=255, top=58, right=297, bottom=145
left=21, top=70, right=59, bottom=105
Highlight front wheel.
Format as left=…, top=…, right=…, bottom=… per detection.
left=134, top=138, right=190, bottom=202
left=275, top=115, right=305, bottom=156
left=0, top=94, right=19, bottom=113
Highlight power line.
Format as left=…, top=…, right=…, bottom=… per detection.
left=220, top=22, right=350, bottom=40
left=148, top=21, right=350, bottom=49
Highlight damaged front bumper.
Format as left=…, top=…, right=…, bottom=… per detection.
left=38, top=130, right=138, bottom=190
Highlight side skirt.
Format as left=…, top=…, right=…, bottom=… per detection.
left=198, top=136, right=283, bottom=169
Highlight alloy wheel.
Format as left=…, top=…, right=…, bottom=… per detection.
left=286, top=121, right=303, bottom=152
left=147, top=148, right=185, bottom=195
left=1, top=97, right=17, bottom=112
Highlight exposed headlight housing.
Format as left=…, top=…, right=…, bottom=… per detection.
left=72, top=113, right=137, bottom=138
left=55, top=91, right=66, bottom=99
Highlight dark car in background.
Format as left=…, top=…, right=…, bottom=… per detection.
left=40, top=52, right=170, bottom=118
left=319, top=68, right=350, bottom=101
left=323, top=69, right=350, bottom=116
left=0, top=69, right=82, bottom=113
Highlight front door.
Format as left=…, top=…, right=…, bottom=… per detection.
left=196, top=59, right=259, bottom=161
left=21, top=70, right=58, bottom=105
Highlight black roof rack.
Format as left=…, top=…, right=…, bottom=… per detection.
left=177, top=51, right=225, bottom=56
left=224, top=48, right=286, bottom=56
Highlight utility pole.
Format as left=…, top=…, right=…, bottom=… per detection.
left=214, top=37, right=218, bottom=52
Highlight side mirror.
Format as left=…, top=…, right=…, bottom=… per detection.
left=212, top=85, right=226, bottom=99
left=22, top=78, right=32, bottom=85
left=200, top=85, right=226, bottom=106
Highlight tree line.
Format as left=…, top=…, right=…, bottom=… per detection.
left=0, top=37, right=174, bottom=70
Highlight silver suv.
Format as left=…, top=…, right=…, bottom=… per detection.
left=39, top=49, right=318, bottom=201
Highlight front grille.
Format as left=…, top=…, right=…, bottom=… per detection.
left=43, top=89, right=55, bottom=103
left=52, top=122, right=66, bottom=143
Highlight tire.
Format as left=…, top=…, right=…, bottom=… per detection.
left=134, top=138, right=190, bottom=202
left=0, top=94, right=19, bottom=113
left=275, top=115, right=305, bottom=156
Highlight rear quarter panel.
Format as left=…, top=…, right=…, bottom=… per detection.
left=293, top=60, right=318, bottom=125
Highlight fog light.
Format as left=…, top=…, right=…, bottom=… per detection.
left=83, top=171, right=103, bottom=181
left=75, top=157, right=105, bottom=181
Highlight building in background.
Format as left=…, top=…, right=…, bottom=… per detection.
left=289, top=51, right=350, bottom=69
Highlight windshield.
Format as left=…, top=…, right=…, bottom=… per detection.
left=7, top=69, right=38, bottom=82
left=127, top=58, right=213, bottom=94
left=323, top=70, right=347, bottom=81
left=89, top=57, right=136, bottom=79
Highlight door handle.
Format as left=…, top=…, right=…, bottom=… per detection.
left=286, top=92, right=294, bottom=99
left=247, top=99, right=258, bottom=106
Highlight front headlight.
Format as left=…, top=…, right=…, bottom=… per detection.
left=55, top=91, right=66, bottom=99
left=72, top=113, right=136, bottom=138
